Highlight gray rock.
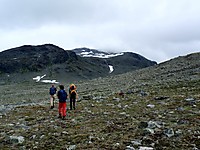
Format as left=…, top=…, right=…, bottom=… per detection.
left=185, top=98, right=195, bottom=101
left=9, top=135, right=25, bottom=144
left=147, top=104, right=155, bottom=108
left=185, top=97, right=196, bottom=105
left=164, top=128, right=174, bottom=137
left=126, top=145, right=135, bottom=150
left=67, top=145, right=76, bottom=150
left=147, top=121, right=162, bottom=129
left=131, top=140, right=142, bottom=146
left=145, top=128, right=155, bottom=134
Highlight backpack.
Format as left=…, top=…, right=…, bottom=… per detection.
left=70, top=84, right=76, bottom=90
left=58, top=90, right=67, bottom=102
left=70, top=89, right=77, bottom=95
left=69, top=84, right=77, bottom=94
left=50, top=87, right=56, bottom=95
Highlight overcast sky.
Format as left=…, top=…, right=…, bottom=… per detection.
left=0, top=0, right=200, bottom=62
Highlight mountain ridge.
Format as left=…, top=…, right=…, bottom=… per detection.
left=0, top=44, right=156, bottom=83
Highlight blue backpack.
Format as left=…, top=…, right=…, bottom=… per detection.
left=58, top=90, right=67, bottom=102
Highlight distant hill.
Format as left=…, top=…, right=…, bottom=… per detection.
left=77, top=51, right=200, bottom=99
left=0, top=44, right=157, bottom=83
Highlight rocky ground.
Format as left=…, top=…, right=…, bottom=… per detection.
left=0, top=52, right=199, bottom=149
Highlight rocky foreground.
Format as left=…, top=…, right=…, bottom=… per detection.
left=0, top=52, right=199, bottom=149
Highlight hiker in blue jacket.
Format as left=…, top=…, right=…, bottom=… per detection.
left=57, top=85, right=68, bottom=120
left=49, top=84, right=57, bottom=109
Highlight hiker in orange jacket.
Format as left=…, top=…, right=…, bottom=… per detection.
left=69, top=84, right=78, bottom=110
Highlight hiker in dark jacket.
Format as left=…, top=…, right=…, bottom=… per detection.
left=69, top=84, right=78, bottom=110
left=49, top=84, right=57, bottom=109
left=57, top=85, right=68, bottom=120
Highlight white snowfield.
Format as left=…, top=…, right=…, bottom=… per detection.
left=108, top=65, right=114, bottom=73
left=33, top=74, right=59, bottom=84
left=32, top=74, right=46, bottom=82
left=79, top=51, right=124, bottom=58
left=77, top=50, right=120, bottom=73
left=40, top=80, right=59, bottom=84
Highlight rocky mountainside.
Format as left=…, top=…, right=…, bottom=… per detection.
left=0, top=44, right=76, bottom=73
left=73, top=48, right=157, bottom=75
left=0, top=44, right=156, bottom=83
left=0, top=52, right=199, bottom=149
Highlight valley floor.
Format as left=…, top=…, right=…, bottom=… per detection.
left=0, top=75, right=199, bottom=149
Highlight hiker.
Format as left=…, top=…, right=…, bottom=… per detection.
left=69, top=84, right=78, bottom=110
left=57, top=85, right=68, bottom=120
left=49, top=84, right=57, bottom=109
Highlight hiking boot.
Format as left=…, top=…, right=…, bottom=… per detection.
left=50, top=106, right=54, bottom=109
left=58, top=115, right=62, bottom=118
left=62, top=116, right=66, bottom=120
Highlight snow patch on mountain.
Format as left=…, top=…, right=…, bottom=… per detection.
left=108, top=65, right=114, bottom=73
left=33, top=75, right=59, bottom=84
left=33, top=74, right=46, bottom=82
left=81, top=51, right=124, bottom=58
left=40, top=80, right=59, bottom=84
left=75, top=49, right=124, bottom=58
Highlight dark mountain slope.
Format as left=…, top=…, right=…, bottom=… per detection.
left=0, top=44, right=157, bottom=83
left=72, top=48, right=157, bottom=75
left=106, top=52, right=156, bottom=74
left=0, top=44, right=110, bottom=82
left=0, top=44, right=77, bottom=73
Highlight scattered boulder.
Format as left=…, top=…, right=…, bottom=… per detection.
left=163, top=128, right=175, bottom=138
left=9, top=136, right=25, bottom=144
left=185, top=97, right=196, bottom=105
left=67, top=145, right=76, bottom=150
left=147, top=104, right=155, bottom=108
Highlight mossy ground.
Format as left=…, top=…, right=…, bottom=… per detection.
left=0, top=77, right=199, bottom=149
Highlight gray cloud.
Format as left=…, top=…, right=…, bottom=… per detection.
left=0, top=0, right=200, bottom=62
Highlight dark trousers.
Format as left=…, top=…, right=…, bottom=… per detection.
left=70, top=97, right=76, bottom=110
